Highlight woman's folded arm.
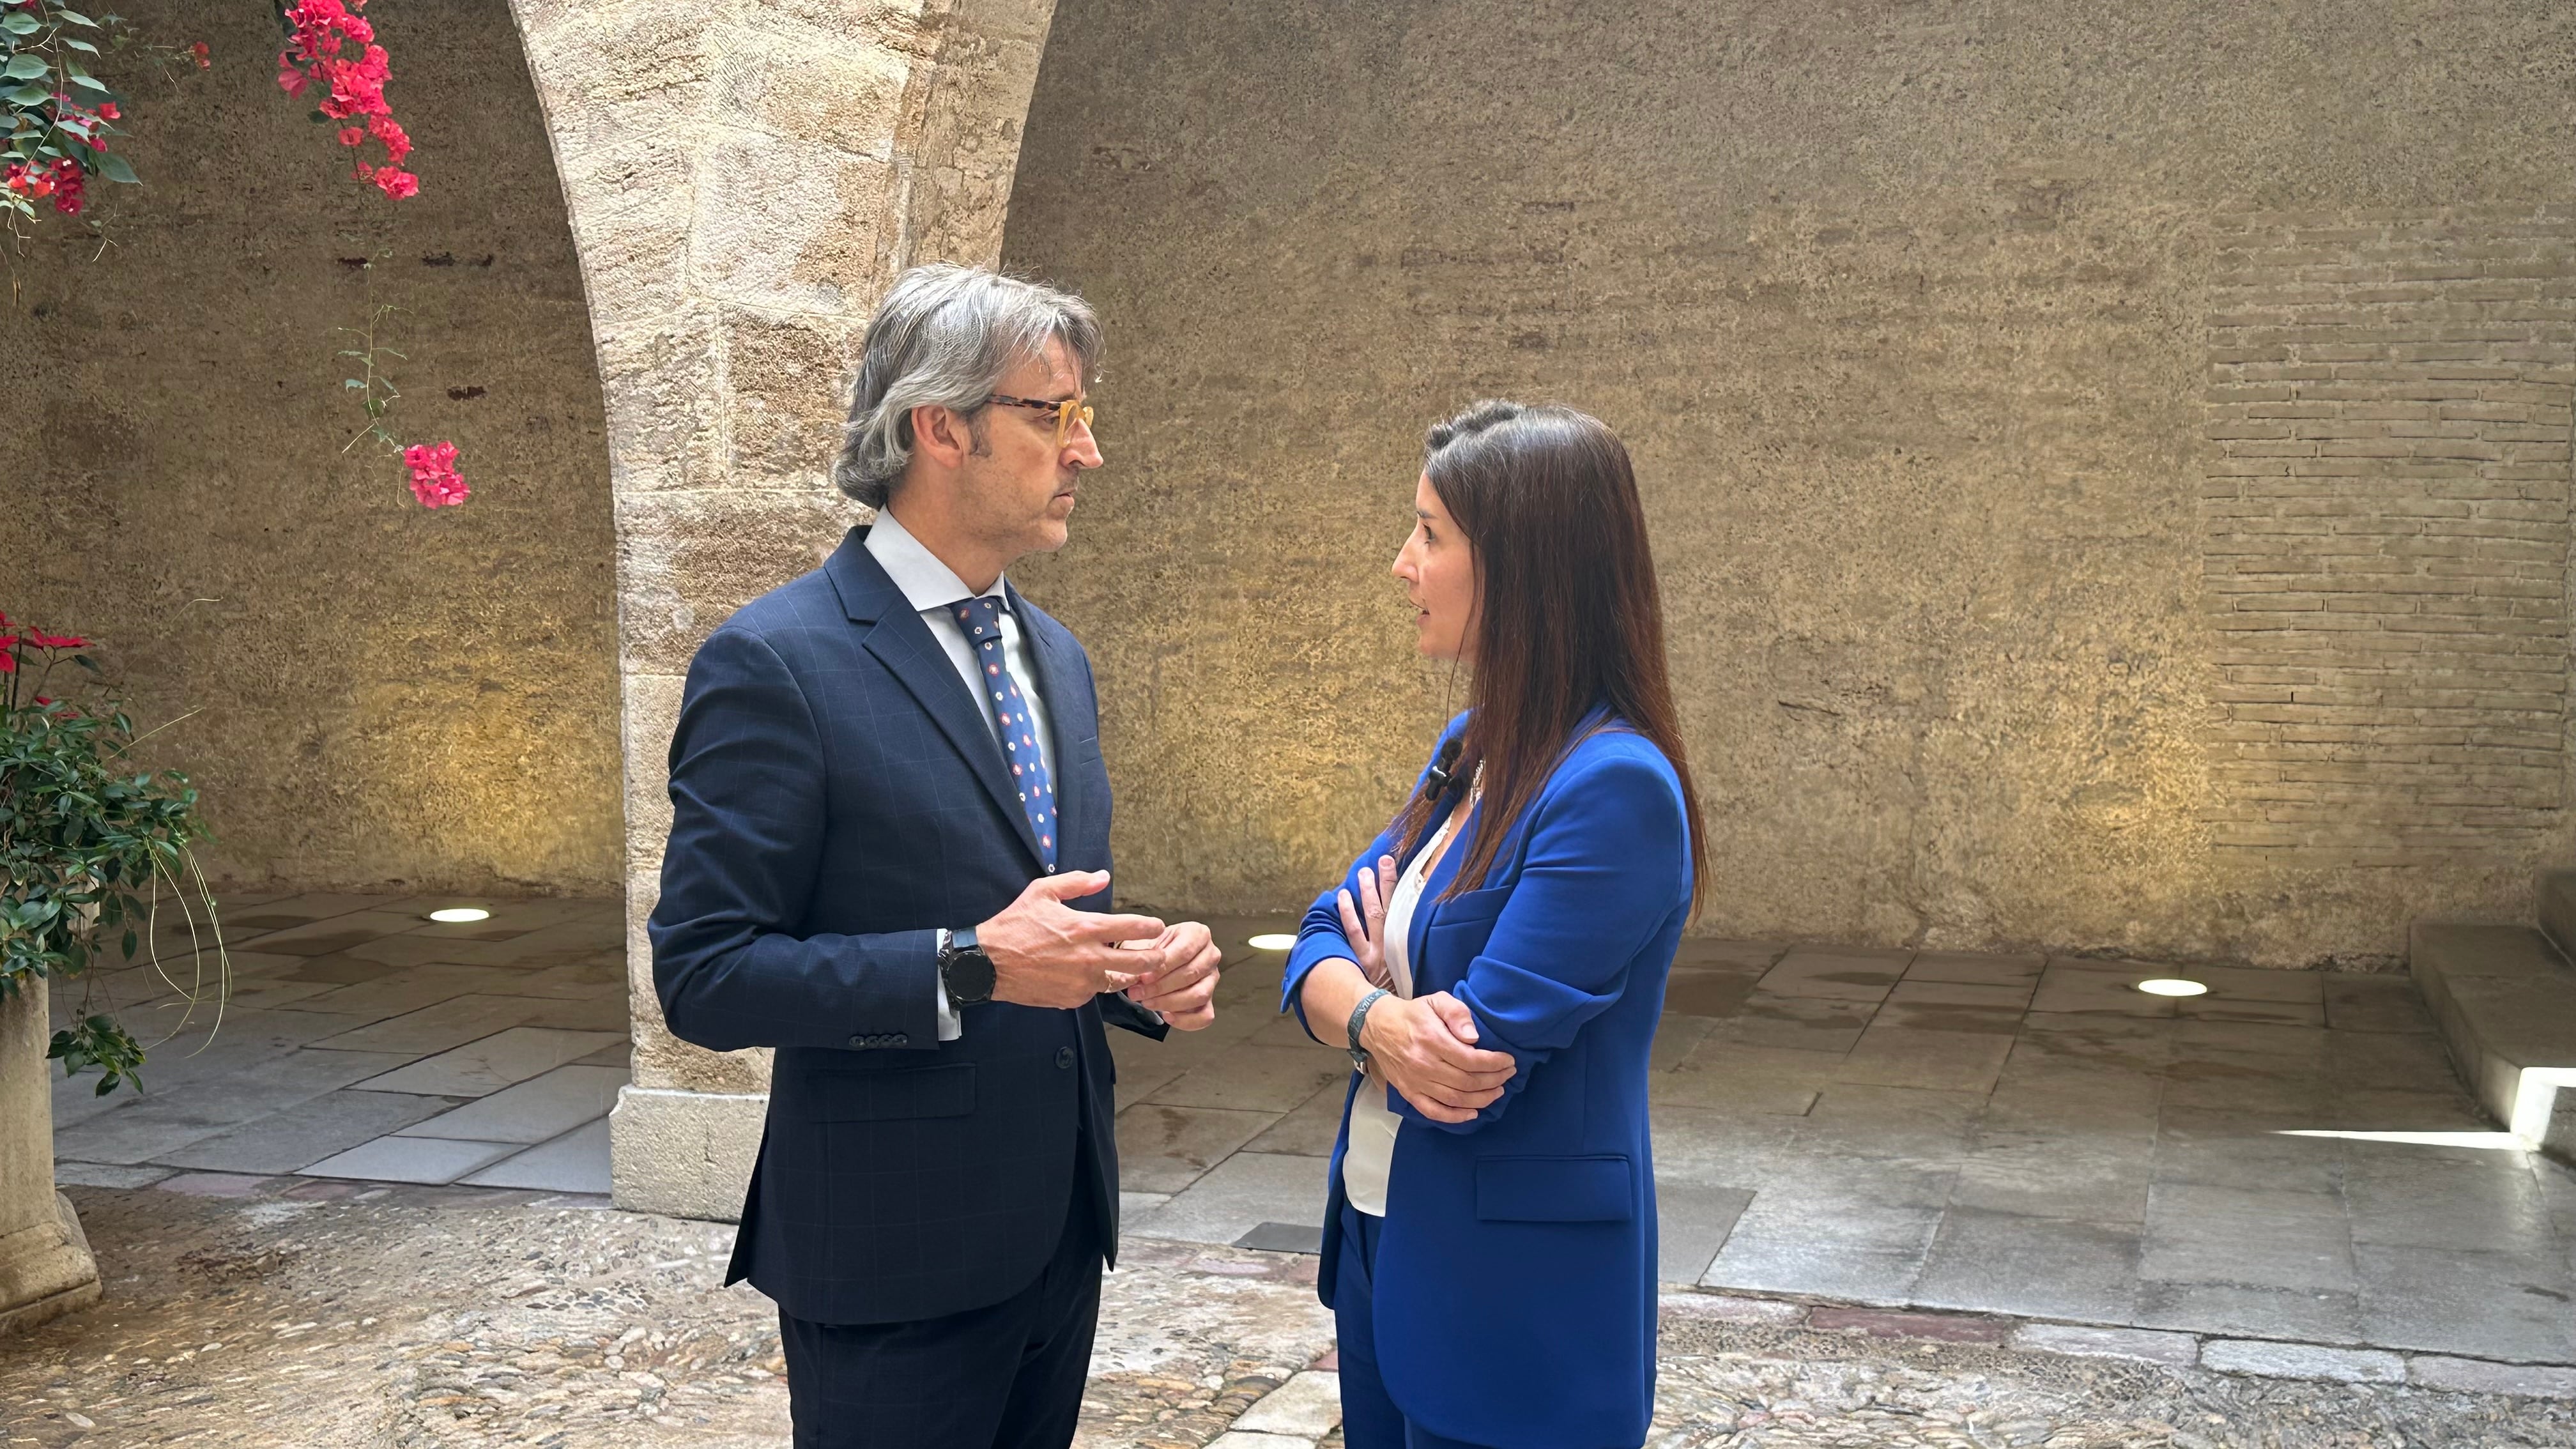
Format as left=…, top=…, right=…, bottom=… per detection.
left=1386, top=744, right=1690, bottom=1134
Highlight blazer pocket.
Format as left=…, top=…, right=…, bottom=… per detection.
left=809, top=1062, right=976, bottom=1121
left=1474, top=1154, right=1633, bottom=1222
left=1430, top=882, right=1513, bottom=928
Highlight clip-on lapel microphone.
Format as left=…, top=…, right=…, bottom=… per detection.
left=1425, top=736, right=1466, bottom=804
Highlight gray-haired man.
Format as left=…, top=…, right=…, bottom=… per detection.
left=650, top=264, right=1223, bottom=1448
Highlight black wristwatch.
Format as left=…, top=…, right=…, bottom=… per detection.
left=939, top=926, right=996, bottom=1006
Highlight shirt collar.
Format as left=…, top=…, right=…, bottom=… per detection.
left=866, top=507, right=1008, bottom=616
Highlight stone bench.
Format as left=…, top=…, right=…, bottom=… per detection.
left=2411, top=868, right=2576, bottom=1165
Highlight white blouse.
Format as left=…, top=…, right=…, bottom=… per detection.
left=1341, top=804, right=1466, bottom=1218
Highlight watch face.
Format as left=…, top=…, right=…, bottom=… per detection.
left=945, top=947, right=997, bottom=1004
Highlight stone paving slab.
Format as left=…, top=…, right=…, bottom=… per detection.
left=1761, top=947, right=1911, bottom=1002
left=2408, top=1355, right=2576, bottom=1398
left=395, top=1064, right=630, bottom=1145
left=1242, top=1082, right=1345, bottom=1158
left=1910, top=1208, right=2143, bottom=1323
left=302, top=1133, right=522, bottom=1184
left=1128, top=1151, right=1329, bottom=1246
left=2352, top=1242, right=2576, bottom=1363
left=2200, top=1339, right=2408, bottom=1383
left=150, top=1089, right=463, bottom=1175
left=1230, top=1368, right=1341, bottom=1436
left=1904, top=951, right=2045, bottom=985
left=51, top=1162, right=177, bottom=1189
left=349, top=1027, right=625, bottom=1096
left=2133, top=1280, right=2365, bottom=1344
left=2007, top=1322, right=2200, bottom=1366
left=1117, top=1102, right=1282, bottom=1194
left=308, top=993, right=572, bottom=1056
left=1141, top=1043, right=1347, bottom=1115
left=461, top=1118, right=613, bottom=1193
left=52, top=1045, right=419, bottom=1164
left=1656, top=1181, right=1754, bottom=1285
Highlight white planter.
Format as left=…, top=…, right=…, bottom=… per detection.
left=0, top=971, right=102, bottom=1335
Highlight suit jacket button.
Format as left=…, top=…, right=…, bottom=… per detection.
left=1055, top=1046, right=1075, bottom=1070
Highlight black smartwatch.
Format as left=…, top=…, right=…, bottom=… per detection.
left=939, top=926, right=996, bottom=1006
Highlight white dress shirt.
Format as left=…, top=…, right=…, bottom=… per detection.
left=866, top=508, right=1059, bottom=1041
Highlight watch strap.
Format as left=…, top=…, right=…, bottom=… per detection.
left=1346, top=986, right=1390, bottom=1070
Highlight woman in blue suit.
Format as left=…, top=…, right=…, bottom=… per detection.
left=1282, top=401, right=1709, bottom=1449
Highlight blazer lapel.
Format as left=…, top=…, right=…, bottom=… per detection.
left=827, top=529, right=1046, bottom=869
left=1009, top=585, right=1096, bottom=855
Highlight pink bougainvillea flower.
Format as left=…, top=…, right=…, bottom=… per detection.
left=367, top=114, right=410, bottom=164
left=27, top=631, right=91, bottom=649
left=192, top=40, right=210, bottom=66
left=373, top=167, right=418, bottom=199
left=338, top=126, right=364, bottom=146
left=0, top=652, right=17, bottom=674
left=403, top=441, right=468, bottom=508
left=47, top=158, right=84, bottom=215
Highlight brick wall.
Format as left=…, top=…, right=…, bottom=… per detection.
left=2203, top=208, right=2575, bottom=865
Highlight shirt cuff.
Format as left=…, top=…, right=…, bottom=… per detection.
left=935, top=929, right=963, bottom=1042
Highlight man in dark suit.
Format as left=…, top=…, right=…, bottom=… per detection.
left=649, top=264, right=1223, bottom=1449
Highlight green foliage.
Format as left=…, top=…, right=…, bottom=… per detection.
left=1, top=622, right=229, bottom=1094
left=50, top=1013, right=144, bottom=1094
left=1, top=0, right=191, bottom=232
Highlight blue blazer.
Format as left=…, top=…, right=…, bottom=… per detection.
left=648, top=526, right=1165, bottom=1327
left=1281, top=712, right=1692, bottom=1449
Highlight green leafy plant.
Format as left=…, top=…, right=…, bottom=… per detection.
left=0, top=612, right=227, bottom=1094
left=1, top=0, right=205, bottom=236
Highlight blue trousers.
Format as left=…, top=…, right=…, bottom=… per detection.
left=1333, top=1199, right=1496, bottom=1449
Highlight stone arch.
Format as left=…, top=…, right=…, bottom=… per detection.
left=500, top=0, right=1061, bottom=1216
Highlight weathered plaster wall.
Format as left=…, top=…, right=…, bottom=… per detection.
left=0, top=0, right=619, bottom=896
left=1002, top=0, right=2576, bottom=967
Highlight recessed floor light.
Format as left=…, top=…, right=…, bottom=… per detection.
left=427, top=907, right=491, bottom=924
left=2136, top=977, right=2208, bottom=997
left=1246, top=933, right=1297, bottom=951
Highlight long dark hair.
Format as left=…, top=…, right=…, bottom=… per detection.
left=1392, top=401, right=1710, bottom=913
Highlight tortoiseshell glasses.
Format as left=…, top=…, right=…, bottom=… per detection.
left=986, top=394, right=1096, bottom=447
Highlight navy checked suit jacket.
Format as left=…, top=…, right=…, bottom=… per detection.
left=648, top=525, right=1165, bottom=1327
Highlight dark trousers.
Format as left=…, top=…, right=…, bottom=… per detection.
left=1333, top=1199, right=1497, bottom=1449
left=778, top=1163, right=1103, bottom=1448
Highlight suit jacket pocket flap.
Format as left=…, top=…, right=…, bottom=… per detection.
left=813, top=1062, right=976, bottom=1121
left=1474, top=1154, right=1632, bottom=1222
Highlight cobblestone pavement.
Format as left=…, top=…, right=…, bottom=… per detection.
left=4, top=1181, right=2573, bottom=1448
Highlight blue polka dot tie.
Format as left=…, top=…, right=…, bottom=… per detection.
left=951, top=595, right=1057, bottom=870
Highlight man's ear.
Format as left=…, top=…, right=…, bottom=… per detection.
left=910, top=404, right=970, bottom=470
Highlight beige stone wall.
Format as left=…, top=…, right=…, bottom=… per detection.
left=1000, top=0, right=2576, bottom=967
left=0, top=0, right=620, bottom=896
